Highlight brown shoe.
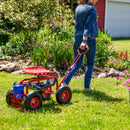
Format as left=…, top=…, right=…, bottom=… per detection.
left=84, top=87, right=93, bottom=91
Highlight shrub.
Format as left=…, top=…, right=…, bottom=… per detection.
left=0, top=53, right=11, bottom=60
left=107, top=57, right=128, bottom=70
left=30, top=41, right=73, bottom=69
left=118, top=51, right=130, bottom=67
left=31, top=29, right=116, bottom=69
left=95, top=30, right=118, bottom=67
left=107, top=51, right=130, bottom=70
left=0, top=32, right=25, bottom=56
left=0, top=31, right=34, bottom=56
left=0, top=0, right=74, bottom=58
left=0, top=30, right=9, bottom=45
left=51, top=41, right=73, bottom=68
left=1, top=28, right=117, bottom=70
left=30, top=42, right=52, bottom=68
left=0, top=0, right=74, bottom=39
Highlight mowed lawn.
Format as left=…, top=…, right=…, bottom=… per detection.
left=112, top=37, right=130, bottom=53
left=0, top=72, right=130, bottom=130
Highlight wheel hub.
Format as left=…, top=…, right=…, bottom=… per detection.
left=30, top=97, right=39, bottom=108
left=62, top=90, right=69, bottom=101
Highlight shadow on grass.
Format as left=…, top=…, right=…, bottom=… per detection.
left=38, top=99, right=62, bottom=113
left=72, top=89, right=124, bottom=102
left=39, top=98, right=72, bottom=113
left=112, top=37, right=130, bottom=41
left=17, top=98, right=72, bottom=113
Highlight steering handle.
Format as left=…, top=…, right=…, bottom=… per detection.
left=77, top=46, right=89, bottom=55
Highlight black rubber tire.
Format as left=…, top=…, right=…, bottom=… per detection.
left=56, top=86, right=72, bottom=104
left=6, top=88, right=13, bottom=105
left=24, top=91, right=42, bottom=110
left=40, top=91, right=51, bottom=100
left=39, top=87, right=51, bottom=100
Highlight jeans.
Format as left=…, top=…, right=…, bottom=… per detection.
left=64, top=38, right=96, bottom=88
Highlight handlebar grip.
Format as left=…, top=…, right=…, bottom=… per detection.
left=85, top=46, right=89, bottom=51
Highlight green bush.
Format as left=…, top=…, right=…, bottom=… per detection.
left=107, top=51, right=130, bottom=70
left=95, top=30, right=118, bottom=67
left=31, top=30, right=116, bottom=69
left=1, top=32, right=26, bottom=56
left=0, top=28, right=117, bottom=69
left=31, top=41, right=73, bottom=69
left=30, top=42, right=52, bottom=68
left=0, top=53, right=11, bottom=60
left=0, top=30, right=40, bottom=57
left=0, top=0, right=74, bottom=59
left=0, top=31, right=9, bottom=45
left=29, top=23, right=74, bottom=68
left=0, top=33, right=24, bottom=56
left=107, top=57, right=128, bottom=70
left=0, top=0, right=74, bottom=40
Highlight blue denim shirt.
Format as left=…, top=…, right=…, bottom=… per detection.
left=74, top=3, right=98, bottom=38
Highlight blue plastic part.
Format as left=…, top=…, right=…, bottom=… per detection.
left=13, top=82, right=24, bottom=98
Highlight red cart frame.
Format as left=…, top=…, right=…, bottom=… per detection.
left=6, top=48, right=88, bottom=110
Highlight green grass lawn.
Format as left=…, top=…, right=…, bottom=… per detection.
left=0, top=72, right=130, bottom=130
left=112, top=37, right=130, bottom=53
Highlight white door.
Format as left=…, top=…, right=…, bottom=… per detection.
left=105, top=1, right=130, bottom=37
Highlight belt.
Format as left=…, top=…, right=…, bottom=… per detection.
left=88, top=37, right=95, bottom=39
left=74, top=34, right=95, bottom=39
left=74, top=34, right=83, bottom=36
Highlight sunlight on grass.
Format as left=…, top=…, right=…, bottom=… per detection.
left=0, top=72, right=130, bottom=129
left=112, top=37, right=130, bottom=52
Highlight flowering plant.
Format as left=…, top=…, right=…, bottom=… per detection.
left=45, top=18, right=64, bottom=33
left=117, top=70, right=130, bottom=91
left=121, top=79, right=130, bottom=91
left=107, top=51, right=130, bottom=70
left=118, top=51, right=130, bottom=69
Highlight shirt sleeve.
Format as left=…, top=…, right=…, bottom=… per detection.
left=83, top=7, right=97, bottom=37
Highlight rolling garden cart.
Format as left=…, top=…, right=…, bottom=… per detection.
left=6, top=48, right=88, bottom=110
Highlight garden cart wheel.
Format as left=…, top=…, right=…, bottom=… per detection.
left=6, top=88, right=13, bottom=105
left=56, top=86, right=72, bottom=104
left=39, top=87, right=51, bottom=100
left=24, top=91, right=42, bottom=110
